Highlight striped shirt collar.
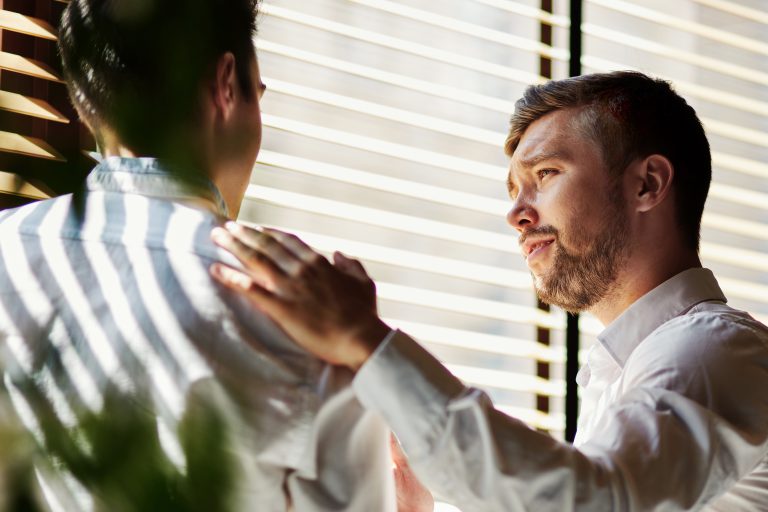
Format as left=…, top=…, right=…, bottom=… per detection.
left=86, top=156, right=229, bottom=217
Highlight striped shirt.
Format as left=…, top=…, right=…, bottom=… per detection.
left=0, top=157, right=394, bottom=511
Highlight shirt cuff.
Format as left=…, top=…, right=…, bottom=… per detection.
left=352, top=329, right=466, bottom=459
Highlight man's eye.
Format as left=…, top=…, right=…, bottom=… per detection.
left=537, top=169, right=558, bottom=180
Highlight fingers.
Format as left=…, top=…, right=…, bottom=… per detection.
left=222, top=221, right=265, bottom=247
left=227, top=222, right=304, bottom=273
left=212, top=224, right=300, bottom=276
left=210, top=263, right=286, bottom=317
left=333, top=252, right=369, bottom=281
left=264, top=227, right=327, bottom=266
left=211, top=227, right=287, bottom=284
left=210, top=263, right=255, bottom=291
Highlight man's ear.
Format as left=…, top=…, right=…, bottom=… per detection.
left=211, top=52, right=238, bottom=122
left=629, top=154, right=675, bottom=213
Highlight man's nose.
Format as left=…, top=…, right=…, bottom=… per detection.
left=506, top=198, right=539, bottom=232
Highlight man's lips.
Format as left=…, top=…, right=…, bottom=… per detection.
left=521, top=238, right=555, bottom=258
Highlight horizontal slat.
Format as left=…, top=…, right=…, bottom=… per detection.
left=0, top=90, right=68, bottom=123
left=0, top=131, right=65, bottom=161
left=472, top=0, right=569, bottom=27
left=673, top=80, right=768, bottom=118
left=258, top=150, right=507, bottom=215
left=692, top=0, right=768, bottom=25
left=709, top=183, right=768, bottom=213
left=703, top=212, right=768, bottom=241
left=702, top=242, right=768, bottom=273
left=385, top=317, right=563, bottom=363
left=263, top=114, right=505, bottom=180
left=264, top=77, right=503, bottom=145
left=246, top=184, right=516, bottom=250
left=260, top=40, right=516, bottom=113
left=702, top=118, right=767, bottom=148
left=0, top=170, right=50, bottom=199
left=262, top=4, right=545, bottom=85
left=447, top=363, right=565, bottom=397
left=583, top=24, right=768, bottom=87
left=377, top=281, right=562, bottom=329
left=350, top=0, right=569, bottom=60
left=717, top=277, right=768, bottom=305
left=0, top=51, right=63, bottom=82
left=711, top=151, right=768, bottom=180
left=589, top=0, right=768, bottom=57
left=0, top=10, right=57, bottom=40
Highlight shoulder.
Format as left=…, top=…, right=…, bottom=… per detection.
left=0, top=195, right=72, bottom=233
left=621, top=305, right=768, bottom=423
left=622, top=304, right=768, bottom=432
left=624, top=304, right=768, bottom=391
left=632, top=304, right=768, bottom=369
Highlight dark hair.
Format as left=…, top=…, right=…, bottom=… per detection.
left=59, top=0, right=260, bottom=155
left=506, top=71, right=711, bottom=250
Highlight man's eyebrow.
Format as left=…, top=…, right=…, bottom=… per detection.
left=518, top=150, right=571, bottom=169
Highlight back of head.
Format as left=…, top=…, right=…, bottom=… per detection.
left=59, top=0, right=260, bottom=157
left=506, top=71, right=711, bottom=250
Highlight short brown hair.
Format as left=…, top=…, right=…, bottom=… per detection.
left=59, top=0, right=260, bottom=155
left=506, top=71, right=711, bottom=250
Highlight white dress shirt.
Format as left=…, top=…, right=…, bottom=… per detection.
left=0, top=157, right=395, bottom=512
left=354, top=268, right=768, bottom=511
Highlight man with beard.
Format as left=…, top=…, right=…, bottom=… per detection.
left=210, top=71, right=768, bottom=510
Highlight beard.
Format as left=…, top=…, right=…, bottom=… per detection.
left=529, top=198, right=629, bottom=313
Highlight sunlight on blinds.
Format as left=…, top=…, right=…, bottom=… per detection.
left=247, top=0, right=567, bottom=442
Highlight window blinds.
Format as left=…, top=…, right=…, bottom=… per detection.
left=0, top=0, right=91, bottom=209
left=248, top=0, right=570, bottom=433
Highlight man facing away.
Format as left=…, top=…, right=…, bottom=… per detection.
left=211, top=71, right=768, bottom=510
left=0, top=0, right=396, bottom=510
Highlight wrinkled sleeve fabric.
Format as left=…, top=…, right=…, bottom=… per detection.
left=353, top=323, right=768, bottom=512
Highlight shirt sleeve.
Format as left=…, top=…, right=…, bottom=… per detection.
left=352, top=326, right=768, bottom=512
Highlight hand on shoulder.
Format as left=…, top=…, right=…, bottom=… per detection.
left=210, top=222, right=391, bottom=370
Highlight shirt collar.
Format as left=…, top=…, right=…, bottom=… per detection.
left=597, top=268, right=727, bottom=368
left=85, top=156, right=229, bottom=217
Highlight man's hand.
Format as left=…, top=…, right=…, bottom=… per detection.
left=210, top=222, right=391, bottom=370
